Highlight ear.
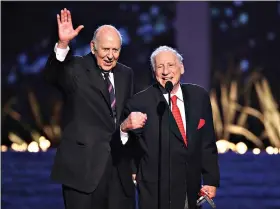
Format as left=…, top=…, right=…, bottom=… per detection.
left=90, top=41, right=95, bottom=54
left=180, top=63, right=184, bottom=75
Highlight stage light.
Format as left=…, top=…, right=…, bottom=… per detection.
left=11, top=143, right=18, bottom=151
left=20, top=143, right=28, bottom=152
left=236, top=142, right=247, bottom=154
left=38, top=136, right=51, bottom=152
left=252, top=148, right=261, bottom=155
left=1, top=145, right=8, bottom=152
left=10, top=142, right=28, bottom=152
left=27, top=141, right=39, bottom=153
left=265, top=146, right=274, bottom=155
left=273, top=147, right=279, bottom=154
left=216, top=140, right=229, bottom=153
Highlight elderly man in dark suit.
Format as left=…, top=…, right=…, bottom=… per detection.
left=121, top=46, right=220, bottom=209
left=44, top=8, right=147, bottom=209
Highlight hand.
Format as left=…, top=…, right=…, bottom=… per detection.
left=121, top=112, right=147, bottom=132
left=201, top=185, right=217, bottom=199
left=57, top=8, right=84, bottom=48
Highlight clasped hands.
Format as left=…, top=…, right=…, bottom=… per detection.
left=121, top=112, right=147, bottom=133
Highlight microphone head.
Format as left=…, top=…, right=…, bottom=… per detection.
left=165, top=81, right=173, bottom=93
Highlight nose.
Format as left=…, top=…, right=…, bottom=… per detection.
left=107, top=50, right=113, bottom=60
left=162, top=66, right=169, bottom=76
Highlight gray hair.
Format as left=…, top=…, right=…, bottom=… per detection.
left=92, top=25, right=123, bottom=49
left=150, top=46, right=183, bottom=71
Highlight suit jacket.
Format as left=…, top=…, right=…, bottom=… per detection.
left=44, top=50, right=135, bottom=196
left=123, top=83, right=220, bottom=209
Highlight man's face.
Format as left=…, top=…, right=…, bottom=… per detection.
left=91, top=31, right=121, bottom=71
left=154, top=51, right=184, bottom=88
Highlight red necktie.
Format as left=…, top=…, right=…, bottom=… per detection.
left=171, top=95, right=187, bottom=145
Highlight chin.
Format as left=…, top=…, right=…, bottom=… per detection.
left=163, top=80, right=174, bottom=85
left=101, top=66, right=113, bottom=71
left=159, top=81, right=167, bottom=87
left=103, top=63, right=117, bottom=71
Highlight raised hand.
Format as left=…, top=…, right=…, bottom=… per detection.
left=57, top=8, right=84, bottom=48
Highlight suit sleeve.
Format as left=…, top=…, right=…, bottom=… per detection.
left=124, top=99, right=136, bottom=174
left=201, top=91, right=220, bottom=187
left=122, top=98, right=143, bottom=175
left=43, top=47, right=78, bottom=94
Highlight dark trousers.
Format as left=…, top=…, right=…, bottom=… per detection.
left=62, top=156, right=134, bottom=209
left=137, top=178, right=188, bottom=209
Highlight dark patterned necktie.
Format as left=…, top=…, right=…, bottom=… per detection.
left=103, top=72, right=117, bottom=120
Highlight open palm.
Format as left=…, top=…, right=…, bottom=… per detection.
left=57, top=8, right=84, bottom=43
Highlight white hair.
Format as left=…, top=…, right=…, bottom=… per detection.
left=92, top=24, right=122, bottom=49
left=150, top=46, right=183, bottom=71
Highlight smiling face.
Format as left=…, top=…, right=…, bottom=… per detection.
left=153, top=50, right=184, bottom=89
left=90, top=26, right=121, bottom=71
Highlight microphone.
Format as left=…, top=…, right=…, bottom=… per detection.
left=165, top=81, right=173, bottom=93
left=164, top=80, right=173, bottom=209
left=156, top=101, right=166, bottom=209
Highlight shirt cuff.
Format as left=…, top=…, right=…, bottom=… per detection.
left=120, top=127, right=129, bottom=145
left=54, top=43, right=70, bottom=62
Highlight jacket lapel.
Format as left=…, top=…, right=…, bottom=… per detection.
left=181, top=85, right=198, bottom=148
left=83, top=53, right=112, bottom=113
left=181, top=85, right=190, bottom=146
left=169, top=112, right=185, bottom=143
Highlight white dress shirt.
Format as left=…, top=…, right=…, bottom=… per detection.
left=54, top=43, right=128, bottom=144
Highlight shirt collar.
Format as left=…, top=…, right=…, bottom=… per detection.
left=163, top=84, right=183, bottom=102
left=171, top=85, right=183, bottom=102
